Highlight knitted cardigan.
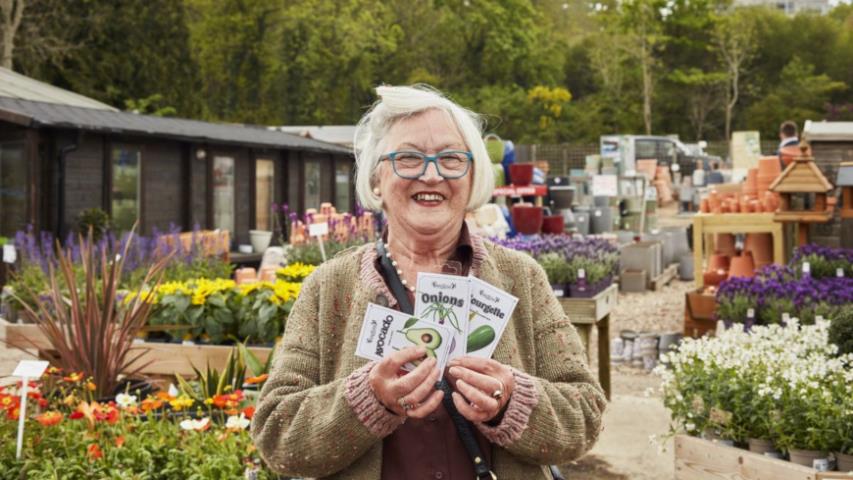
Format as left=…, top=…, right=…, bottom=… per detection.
left=251, top=236, right=607, bottom=479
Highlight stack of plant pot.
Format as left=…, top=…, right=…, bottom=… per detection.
left=699, top=157, right=783, bottom=214
left=701, top=233, right=758, bottom=288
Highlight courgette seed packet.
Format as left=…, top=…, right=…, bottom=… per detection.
left=414, top=272, right=471, bottom=361
left=466, top=276, right=518, bottom=359
left=355, top=303, right=455, bottom=376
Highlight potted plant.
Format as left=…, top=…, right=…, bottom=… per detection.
left=537, top=253, right=570, bottom=297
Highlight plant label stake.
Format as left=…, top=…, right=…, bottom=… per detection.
left=2, top=244, right=16, bottom=264
left=308, top=222, right=329, bottom=263
left=838, top=268, right=844, bottom=278
left=12, top=360, right=49, bottom=460
left=802, top=261, right=810, bottom=276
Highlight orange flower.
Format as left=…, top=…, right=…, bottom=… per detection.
left=46, top=366, right=62, bottom=375
left=87, top=443, right=103, bottom=461
left=242, top=406, right=255, bottom=420
left=0, top=394, right=19, bottom=410
left=115, top=436, right=125, bottom=448
left=6, top=407, right=20, bottom=421
left=212, top=390, right=244, bottom=410
left=155, top=391, right=175, bottom=401
left=36, top=411, right=63, bottom=427
left=85, top=381, right=97, bottom=392
left=245, top=374, right=268, bottom=385
left=140, top=397, right=164, bottom=412
left=63, top=372, right=83, bottom=383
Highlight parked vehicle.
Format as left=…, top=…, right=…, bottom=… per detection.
left=600, top=135, right=721, bottom=177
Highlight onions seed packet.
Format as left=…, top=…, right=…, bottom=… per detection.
left=414, top=272, right=471, bottom=361
left=466, top=276, right=518, bottom=358
left=355, top=303, right=455, bottom=376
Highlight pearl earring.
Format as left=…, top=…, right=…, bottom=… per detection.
left=373, top=187, right=381, bottom=196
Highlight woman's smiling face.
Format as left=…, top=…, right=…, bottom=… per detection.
left=375, top=109, right=473, bottom=236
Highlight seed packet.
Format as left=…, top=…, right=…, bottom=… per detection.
left=355, top=303, right=456, bottom=376
left=466, top=276, right=518, bottom=358
left=414, top=272, right=471, bottom=361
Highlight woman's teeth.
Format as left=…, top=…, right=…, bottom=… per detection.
left=413, top=193, right=444, bottom=201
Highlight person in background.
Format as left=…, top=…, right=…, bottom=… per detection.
left=777, top=120, right=799, bottom=168
left=692, top=160, right=706, bottom=188
left=679, top=176, right=694, bottom=213
left=706, top=161, right=725, bottom=185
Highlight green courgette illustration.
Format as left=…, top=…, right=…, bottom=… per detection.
left=466, top=325, right=495, bottom=352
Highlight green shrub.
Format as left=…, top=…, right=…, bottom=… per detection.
left=829, top=309, right=853, bottom=356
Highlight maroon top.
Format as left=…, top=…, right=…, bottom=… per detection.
left=377, top=225, right=494, bottom=480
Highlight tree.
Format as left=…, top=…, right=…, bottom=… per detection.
left=669, top=68, right=726, bottom=140
left=714, top=11, right=756, bottom=140
left=617, top=0, right=667, bottom=134
left=0, top=0, right=24, bottom=68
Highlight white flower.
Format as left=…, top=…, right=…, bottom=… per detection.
left=115, top=393, right=137, bottom=409
left=225, top=413, right=251, bottom=431
left=180, top=417, right=210, bottom=431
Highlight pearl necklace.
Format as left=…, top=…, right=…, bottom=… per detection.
left=382, top=242, right=416, bottom=293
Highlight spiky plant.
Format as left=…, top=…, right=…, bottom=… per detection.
left=10, top=228, right=171, bottom=397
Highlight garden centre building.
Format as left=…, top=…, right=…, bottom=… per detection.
left=0, top=67, right=354, bottom=246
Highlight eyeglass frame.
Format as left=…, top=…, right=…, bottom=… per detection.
left=379, top=150, right=473, bottom=179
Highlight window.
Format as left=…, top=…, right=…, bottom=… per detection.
left=213, top=156, right=235, bottom=234
left=255, top=158, right=274, bottom=230
left=0, top=142, right=26, bottom=237
left=304, top=159, right=321, bottom=210
left=111, top=145, right=141, bottom=232
left=335, top=161, right=351, bottom=212
left=636, top=140, right=656, bottom=159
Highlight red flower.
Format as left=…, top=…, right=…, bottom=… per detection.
left=69, top=411, right=84, bottom=420
left=6, top=407, right=20, bottom=421
left=87, top=443, right=103, bottom=461
left=36, top=411, right=63, bottom=427
left=38, top=398, right=48, bottom=409
left=115, top=436, right=125, bottom=448
left=242, top=406, right=255, bottom=420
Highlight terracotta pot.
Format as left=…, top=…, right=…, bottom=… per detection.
left=745, top=233, right=773, bottom=266
left=700, top=198, right=710, bottom=213
left=730, top=201, right=740, bottom=213
left=779, top=145, right=802, bottom=166
left=728, top=254, right=755, bottom=278
left=716, top=234, right=737, bottom=257
left=509, top=163, right=534, bottom=186
left=511, top=205, right=543, bottom=234
left=758, top=156, right=782, bottom=177
left=541, top=215, right=565, bottom=234
left=703, top=269, right=728, bottom=287
left=708, top=252, right=730, bottom=271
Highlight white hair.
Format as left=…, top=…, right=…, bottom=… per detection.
left=353, top=84, right=495, bottom=212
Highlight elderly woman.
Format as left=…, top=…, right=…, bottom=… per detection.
left=251, top=85, right=606, bottom=479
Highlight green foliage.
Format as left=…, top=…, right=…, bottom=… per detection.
left=13, top=0, right=853, bottom=142
left=537, top=253, right=571, bottom=285
left=829, top=308, right=853, bottom=356
left=75, top=208, right=111, bottom=242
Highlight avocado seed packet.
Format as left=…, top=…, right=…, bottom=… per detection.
left=414, top=272, right=471, bottom=361
left=466, top=276, right=518, bottom=359
left=355, top=303, right=456, bottom=376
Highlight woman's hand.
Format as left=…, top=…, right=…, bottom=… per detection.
left=447, top=356, right=515, bottom=423
left=368, top=346, right=444, bottom=419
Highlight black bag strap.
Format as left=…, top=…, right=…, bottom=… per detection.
left=375, top=240, right=496, bottom=480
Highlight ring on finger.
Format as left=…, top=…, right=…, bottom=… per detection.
left=397, top=397, right=415, bottom=411
left=491, top=378, right=506, bottom=400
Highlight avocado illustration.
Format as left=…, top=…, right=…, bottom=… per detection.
left=405, top=327, right=442, bottom=357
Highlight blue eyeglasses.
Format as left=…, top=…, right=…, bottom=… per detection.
left=380, top=150, right=473, bottom=179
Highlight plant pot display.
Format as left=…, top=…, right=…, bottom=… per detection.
left=541, top=215, right=565, bottom=234
left=659, top=320, right=853, bottom=471
left=248, top=229, right=273, bottom=253
left=493, top=235, right=618, bottom=298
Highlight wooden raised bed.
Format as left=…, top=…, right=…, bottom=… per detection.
left=675, top=435, right=853, bottom=480
left=1, top=317, right=272, bottom=378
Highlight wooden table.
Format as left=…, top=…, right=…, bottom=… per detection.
left=692, top=213, right=785, bottom=288
left=559, top=283, right=617, bottom=400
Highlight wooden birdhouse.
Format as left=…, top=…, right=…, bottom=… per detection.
left=768, top=143, right=835, bottom=246
left=839, top=162, right=853, bottom=219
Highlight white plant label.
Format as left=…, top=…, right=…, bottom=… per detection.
left=12, top=360, right=49, bottom=378
left=414, top=273, right=471, bottom=361
left=466, top=277, right=518, bottom=359
left=782, top=312, right=791, bottom=323
left=3, top=244, right=16, bottom=264
left=14, top=361, right=49, bottom=460
left=578, top=268, right=586, bottom=280
left=594, top=210, right=602, bottom=217
left=355, top=303, right=455, bottom=376
left=308, top=222, right=329, bottom=237
left=837, top=268, right=844, bottom=278
left=802, top=262, right=810, bottom=274
left=552, top=287, right=564, bottom=297
left=747, top=308, right=755, bottom=319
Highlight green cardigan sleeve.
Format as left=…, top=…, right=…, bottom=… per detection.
left=476, top=257, right=607, bottom=465
left=250, top=272, right=400, bottom=477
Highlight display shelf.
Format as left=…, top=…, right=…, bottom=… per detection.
left=692, top=212, right=785, bottom=288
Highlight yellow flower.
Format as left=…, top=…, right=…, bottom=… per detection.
left=276, top=263, right=316, bottom=282
left=272, top=281, right=301, bottom=304
left=169, top=395, right=194, bottom=412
